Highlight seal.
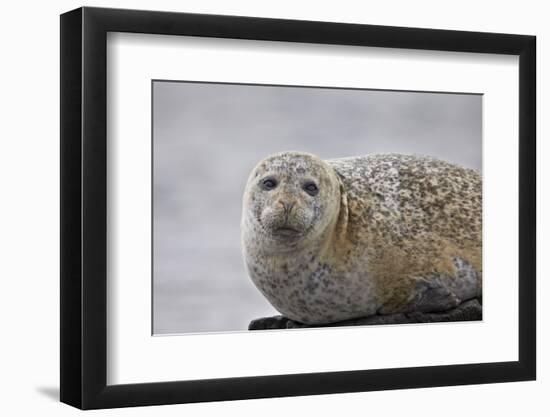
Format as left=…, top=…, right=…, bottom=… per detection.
left=241, top=151, right=482, bottom=325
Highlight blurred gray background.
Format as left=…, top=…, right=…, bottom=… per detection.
left=152, top=81, right=482, bottom=335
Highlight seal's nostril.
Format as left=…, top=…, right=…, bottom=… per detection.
left=279, top=201, right=295, bottom=214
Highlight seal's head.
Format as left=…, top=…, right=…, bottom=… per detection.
left=242, top=151, right=342, bottom=253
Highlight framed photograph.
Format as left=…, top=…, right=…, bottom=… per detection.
left=60, top=6, right=536, bottom=409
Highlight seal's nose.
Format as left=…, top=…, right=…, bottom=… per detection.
left=278, top=201, right=295, bottom=215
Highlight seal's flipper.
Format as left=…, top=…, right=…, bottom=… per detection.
left=377, top=279, right=461, bottom=315
left=413, top=283, right=461, bottom=313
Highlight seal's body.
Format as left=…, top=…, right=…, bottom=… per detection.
left=241, top=152, right=482, bottom=325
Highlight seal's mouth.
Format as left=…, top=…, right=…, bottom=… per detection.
left=271, top=226, right=303, bottom=239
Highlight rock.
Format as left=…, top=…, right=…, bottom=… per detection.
left=248, top=299, right=482, bottom=330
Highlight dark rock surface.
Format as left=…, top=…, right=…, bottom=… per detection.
left=248, top=299, right=482, bottom=330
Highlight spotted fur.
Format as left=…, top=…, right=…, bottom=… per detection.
left=241, top=152, right=482, bottom=325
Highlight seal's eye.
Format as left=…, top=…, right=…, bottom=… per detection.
left=261, top=178, right=278, bottom=190
left=303, top=181, right=319, bottom=196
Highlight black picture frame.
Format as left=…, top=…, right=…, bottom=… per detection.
left=60, top=6, right=536, bottom=410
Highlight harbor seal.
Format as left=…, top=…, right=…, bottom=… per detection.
left=241, top=151, right=482, bottom=325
